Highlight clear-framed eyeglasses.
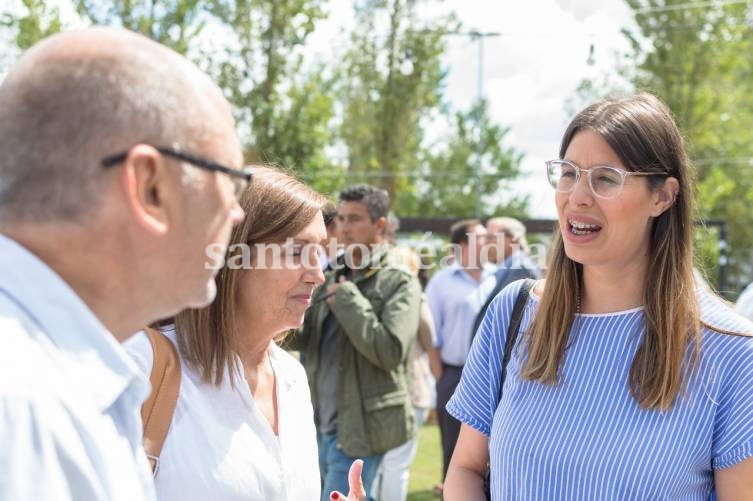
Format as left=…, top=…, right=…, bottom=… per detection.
left=545, top=159, right=661, bottom=200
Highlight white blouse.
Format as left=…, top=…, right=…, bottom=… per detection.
left=125, top=330, right=321, bottom=501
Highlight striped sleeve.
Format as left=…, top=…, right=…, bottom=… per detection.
left=446, top=280, right=524, bottom=436
left=711, top=335, right=753, bottom=469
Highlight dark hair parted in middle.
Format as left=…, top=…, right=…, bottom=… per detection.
left=524, top=93, right=698, bottom=410
left=175, top=166, right=326, bottom=385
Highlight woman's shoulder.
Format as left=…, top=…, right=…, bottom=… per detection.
left=494, top=278, right=541, bottom=309
left=480, top=278, right=539, bottom=335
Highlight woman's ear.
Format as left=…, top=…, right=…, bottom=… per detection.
left=651, top=176, right=679, bottom=217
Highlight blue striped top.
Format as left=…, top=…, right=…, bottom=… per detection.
left=447, top=280, right=753, bottom=500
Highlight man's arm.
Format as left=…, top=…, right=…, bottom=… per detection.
left=428, top=347, right=443, bottom=381
left=329, top=270, right=421, bottom=370
left=416, top=298, right=436, bottom=353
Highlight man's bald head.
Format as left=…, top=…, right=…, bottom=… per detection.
left=0, top=27, right=239, bottom=223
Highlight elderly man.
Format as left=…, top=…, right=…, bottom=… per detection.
left=472, top=217, right=542, bottom=334
left=0, top=28, right=247, bottom=500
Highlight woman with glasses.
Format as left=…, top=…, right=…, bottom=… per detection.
left=126, top=167, right=364, bottom=500
left=443, top=93, right=753, bottom=500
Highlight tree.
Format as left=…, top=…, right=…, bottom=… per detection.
left=576, top=0, right=753, bottom=292
left=1, top=0, right=63, bottom=67
left=403, top=99, right=527, bottom=218
left=339, top=0, right=450, bottom=199
left=76, top=0, right=205, bottom=54
left=2, top=0, right=529, bottom=219
left=203, top=0, right=342, bottom=195
left=339, top=0, right=526, bottom=218
left=3, top=0, right=341, bottom=196
left=626, top=0, right=753, bottom=291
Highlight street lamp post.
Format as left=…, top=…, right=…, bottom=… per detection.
left=448, top=30, right=501, bottom=218
left=472, top=31, right=499, bottom=218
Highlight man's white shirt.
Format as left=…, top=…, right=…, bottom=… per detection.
left=0, top=234, right=155, bottom=501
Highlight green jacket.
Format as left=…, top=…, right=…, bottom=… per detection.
left=287, top=247, right=422, bottom=457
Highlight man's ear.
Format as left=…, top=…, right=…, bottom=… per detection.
left=119, top=145, right=172, bottom=235
left=374, top=216, right=387, bottom=233
left=651, top=176, right=680, bottom=217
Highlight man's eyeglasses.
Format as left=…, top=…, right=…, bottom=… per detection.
left=101, top=146, right=253, bottom=199
left=545, top=159, right=662, bottom=200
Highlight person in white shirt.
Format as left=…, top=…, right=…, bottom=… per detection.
left=0, top=27, right=247, bottom=500
left=127, top=167, right=351, bottom=501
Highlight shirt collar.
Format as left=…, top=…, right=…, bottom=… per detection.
left=0, top=233, right=148, bottom=411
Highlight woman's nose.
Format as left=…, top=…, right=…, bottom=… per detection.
left=569, top=172, right=594, bottom=206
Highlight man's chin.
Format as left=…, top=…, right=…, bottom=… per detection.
left=185, top=280, right=218, bottom=310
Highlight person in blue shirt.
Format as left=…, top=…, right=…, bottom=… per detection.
left=425, top=219, right=496, bottom=493
left=445, top=93, right=753, bottom=500
left=473, top=217, right=542, bottom=336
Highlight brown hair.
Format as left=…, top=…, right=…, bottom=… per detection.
left=175, top=166, right=326, bottom=385
left=523, top=93, right=699, bottom=410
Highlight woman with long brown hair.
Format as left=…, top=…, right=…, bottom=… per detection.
left=126, top=166, right=330, bottom=500
left=444, top=93, right=753, bottom=500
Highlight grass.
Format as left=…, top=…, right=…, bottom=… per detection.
left=407, top=421, right=442, bottom=501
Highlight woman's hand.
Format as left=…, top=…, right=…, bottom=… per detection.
left=328, top=459, right=366, bottom=501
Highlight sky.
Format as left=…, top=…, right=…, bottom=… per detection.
left=305, top=0, right=636, bottom=218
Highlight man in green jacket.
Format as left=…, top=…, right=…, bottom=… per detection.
left=287, top=184, right=421, bottom=501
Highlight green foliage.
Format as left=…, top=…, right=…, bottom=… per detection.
left=76, top=0, right=206, bottom=54
left=339, top=0, right=451, bottom=198
left=339, top=0, right=526, bottom=218
left=403, top=99, right=527, bottom=218
left=1, top=0, right=63, bottom=50
left=204, top=0, right=343, bottom=196
left=577, top=0, right=753, bottom=290
left=3, top=0, right=529, bottom=221
left=625, top=0, right=753, bottom=290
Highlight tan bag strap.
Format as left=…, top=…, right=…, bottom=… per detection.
left=141, top=327, right=181, bottom=476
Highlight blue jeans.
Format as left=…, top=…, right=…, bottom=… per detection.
left=317, top=431, right=384, bottom=501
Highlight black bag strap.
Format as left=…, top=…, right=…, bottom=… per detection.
left=496, top=278, right=535, bottom=404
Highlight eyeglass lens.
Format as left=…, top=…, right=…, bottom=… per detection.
left=548, top=161, right=624, bottom=198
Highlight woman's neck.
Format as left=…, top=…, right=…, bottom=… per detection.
left=238, top=335, right=279, bottom=436
left=580, top=261, right=647, bottom=314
